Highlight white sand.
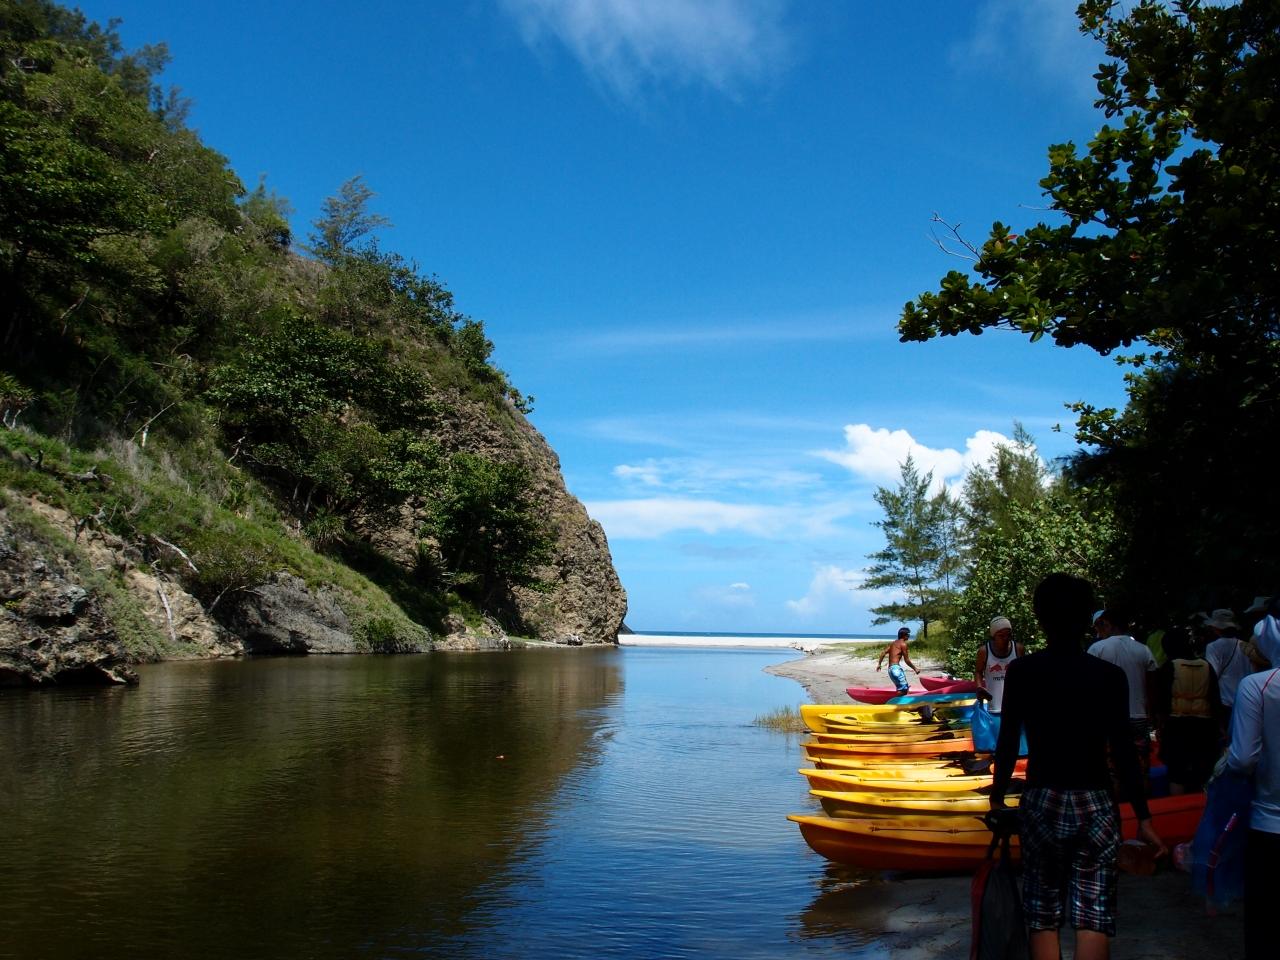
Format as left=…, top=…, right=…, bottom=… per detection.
left=764, top=647, right=951, bottom=702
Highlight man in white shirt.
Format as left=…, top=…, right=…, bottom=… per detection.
left=1089, top=607, right=1159, bottom=774
left=1204, top=608, right=1252, bottom=722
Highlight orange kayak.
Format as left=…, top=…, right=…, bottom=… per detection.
left=811, top=728, right=972, bottom=744
left=802, top=737, right=976, bottom=758
left=788, top=793, right=1206, bottom=872
left=815, top=754, right=1026, bottom=775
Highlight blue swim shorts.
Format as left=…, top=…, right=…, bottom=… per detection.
left=887, top=662, right=910, bottom=693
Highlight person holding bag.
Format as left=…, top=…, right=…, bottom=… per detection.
left=991, top=574, right=1164, bottom=960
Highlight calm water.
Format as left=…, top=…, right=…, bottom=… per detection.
left=1, top=648, right=887, bottom=959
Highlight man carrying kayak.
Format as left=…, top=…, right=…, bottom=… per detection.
left=876, top=627, right=919, bottom=694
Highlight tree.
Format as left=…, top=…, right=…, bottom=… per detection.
left=946, top=495, right=1120, bottom=675
left=898, top=0, right=1280, bottom=613
left=309, top=176, right=390, bottom=263
left=864, top=456, right=962, bottom=640
left=422, top=453, right=553, bottom=612
left=960, top=423, right=1051, bottom=549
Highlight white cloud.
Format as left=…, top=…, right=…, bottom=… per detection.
left=501, top=0, right=793, bottom=97
left=585, top=497, right=848, bottom=540
left=785, top=565, right=897, bottom=619
left=815, top=424, right=1025, bottom=492
left=562, top=314, right=889, bottom=356
left=953, top=0, right=1101, bottom=101
left=613, top=462, right=664, bottom=486
left=611, top=456, right=822, bottom=494
left=697, top=581, right=756, bottom=609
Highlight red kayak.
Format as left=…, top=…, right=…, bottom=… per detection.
left=920, top=676, right=982, bottom=694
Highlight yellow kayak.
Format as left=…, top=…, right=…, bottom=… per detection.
left=799, top=767, right=999, bottom=794
left=808, top=757, right=977, bottom=773
left=809, top=728, right=972, bottom=744
left=812, top=756, right=989, bottom=775
left=800, top=704, right=958, bottom=731
left=810, top=788, right=1017, bottom=818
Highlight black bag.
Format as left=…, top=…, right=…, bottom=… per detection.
left=970, top=810, right=1029, bottom=960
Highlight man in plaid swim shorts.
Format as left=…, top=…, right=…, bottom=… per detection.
left=991, top=574, right=1165, bottom=960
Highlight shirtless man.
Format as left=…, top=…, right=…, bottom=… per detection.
left=877, top=627, right=919, bottom=694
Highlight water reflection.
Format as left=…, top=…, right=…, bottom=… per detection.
left=1, top=651, right=622, bottom=960
left=1, top=646, right=916, bottom=959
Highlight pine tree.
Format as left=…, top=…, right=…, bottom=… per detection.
left=864, top=456, right=962, bottom=640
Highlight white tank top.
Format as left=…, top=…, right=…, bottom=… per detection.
left=983, top=639, right=1019, bottom=714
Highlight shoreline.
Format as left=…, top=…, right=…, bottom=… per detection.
left=765, top=648, right=1245, bottom=959
left=763, top=646, right=950, bottom=703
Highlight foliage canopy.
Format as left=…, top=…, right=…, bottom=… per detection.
left=898, top=0, right=1279, bottom=616
left=0, top=0, right=551, bottom=636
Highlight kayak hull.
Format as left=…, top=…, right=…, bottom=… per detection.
left=799, top=767, right=1002, bottom=794
left=789, top=793, right=1206, bottom=871
left=800, top=703, right=972, bottom=732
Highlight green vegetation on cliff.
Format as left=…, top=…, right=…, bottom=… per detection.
left=0, top=0, right=559, bottom=652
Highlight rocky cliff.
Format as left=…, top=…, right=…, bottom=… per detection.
left=368, top=389, right=627, bottom=647
left=0, top=404, right=626, bottom=687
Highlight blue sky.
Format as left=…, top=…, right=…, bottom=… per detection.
left=83, top=0, right=1133, bottom=634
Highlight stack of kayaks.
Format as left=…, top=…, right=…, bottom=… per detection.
left=788, top=697, right=1207, bottom=872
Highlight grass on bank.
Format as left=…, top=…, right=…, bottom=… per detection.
left=0, top=426, right=432, bottom=656
left=752, top=706, right=807, bottom=734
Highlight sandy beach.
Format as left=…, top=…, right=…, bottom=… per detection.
left=766, top=647, right=1246, bottom=960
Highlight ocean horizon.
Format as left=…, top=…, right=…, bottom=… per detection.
left=619, top=630, right=892, bottom=651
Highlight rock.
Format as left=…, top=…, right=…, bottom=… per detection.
left=436, top=612, right=511, bottom=651
left=22, top=497, right=241, bottom=660
left=367, top=389, right=628, bottom=645
left=216, top=572, right=357, bottom=654
left=0, top=508, right=137, bottom=687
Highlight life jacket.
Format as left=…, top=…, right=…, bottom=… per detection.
left=1170, top=657, right=1212, bottom=719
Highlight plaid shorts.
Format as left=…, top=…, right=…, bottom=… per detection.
left=1019, top=787, right=1120, bottom=935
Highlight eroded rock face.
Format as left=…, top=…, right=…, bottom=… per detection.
left=369, top=394, right=628, bottom=645
left=21, top=498, right=242, bottom=660
left=0, top=512, right=136, bottom=686
left=216, top=572, right=358, bottom=654
left=436, top=613, right=511, bottom=651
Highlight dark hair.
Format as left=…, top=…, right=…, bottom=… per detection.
left=1100, top=607, right=1131, bottom=631
left=897, top=627, right=910, bottom=638
left=1033, top=573, right=1097, bottom=645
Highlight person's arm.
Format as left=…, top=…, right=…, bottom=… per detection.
left=903, top=649, right=918, bottom=673
left=1015, top=643, right=1026, bottom=658
left=876, top=644, right=891, bottom=670
left=990, top=661, right=1024, bottom=808
left=1227, top=675, right=1264, bottom=775
left=1105, top=668, right=1164, bottom=851
left=975, top=645, right=987, bottom=687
